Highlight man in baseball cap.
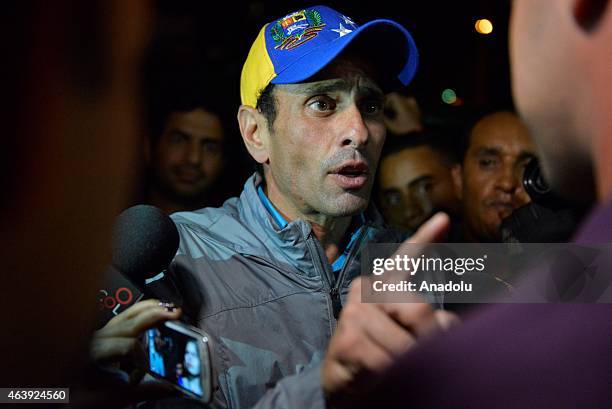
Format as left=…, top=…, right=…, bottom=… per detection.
left=162, top=6, right=451, bottom=408
left=239, top=5, right=419, bottom=108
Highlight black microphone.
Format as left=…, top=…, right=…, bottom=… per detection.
left=112, top=205, right=179, bottom=287
left=98, top=205, right=181, bottom=327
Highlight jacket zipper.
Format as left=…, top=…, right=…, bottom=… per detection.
left=305, top=222, right=371, bottom=321
left=330, top=225, right=369, bottom=318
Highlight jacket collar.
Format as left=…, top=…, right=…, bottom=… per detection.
left=235, top=173, right=389, bottom=275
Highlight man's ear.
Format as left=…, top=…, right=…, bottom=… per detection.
left=573, top=0, right=610, bottom=32
left=451, top=164, right=463, bottom=200
left=237, top=105, right=270, bottom=164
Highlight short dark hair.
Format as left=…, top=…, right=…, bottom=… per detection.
left=253, top=83, right=278, bottom=176
left=459, top=107, right=517, bottom=161
left=141, top=40, right=229, bottom=145
left=382, top=130, right=461, bottom=167
left=256, top=83, right=277, bottom=131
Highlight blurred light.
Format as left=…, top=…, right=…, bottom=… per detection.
left=475, top=19, right=493, bottom=35
left=442, top=89, right=457, bottom=105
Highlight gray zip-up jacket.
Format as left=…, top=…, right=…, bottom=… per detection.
left=169, top=173, right=403, bottom=408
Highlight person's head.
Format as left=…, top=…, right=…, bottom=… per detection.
left=510, top=0, right=610, bottom=203
left=452, top=111, right=537, bottom=242
left=148, top=106, right=224, bottom=208
left=237, top=6, right=419, bottom=225
left=184, top=340, right=201, bottom=377
left=144, top=81, right=226, bottom=212
left=378, top=132, right=461, bottom=231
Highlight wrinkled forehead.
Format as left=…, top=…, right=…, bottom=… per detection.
left=278, top=56, right=384, bottom=97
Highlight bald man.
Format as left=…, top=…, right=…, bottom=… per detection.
left=452, top=111, right=537, bottom=242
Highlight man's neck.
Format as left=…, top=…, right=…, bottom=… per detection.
left=311, top=216, right=353, bottom=264
left=264, top=184, right=354, bottom=264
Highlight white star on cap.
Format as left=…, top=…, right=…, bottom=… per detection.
left=332, top=23, right=353, bottom=37
left=341, top=15, right=357, bottom=27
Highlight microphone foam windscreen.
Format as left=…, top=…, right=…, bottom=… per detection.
left=111, top=205, right=179, bottom=286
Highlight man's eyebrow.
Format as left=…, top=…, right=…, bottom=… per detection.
left=167, top=129, right=190, bottom=137
left=198, top=137, right=222, bottom=143
left=475, top=147, right=502, bottom=156
left=292, top=80, right=351, bottom=95
left=517, top=150, right=536, bottom=162
left=288, top=79, right=383, bottom=97
left=167, top=130, right=222, bottom=142
left=382, top=187, right=401, bottom=195
left=407, top=175, right=432, bottom=189
left=359, top=84, right=384, bottom=99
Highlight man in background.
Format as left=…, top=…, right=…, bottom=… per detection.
left=145, top=98, right=226, bottom=214
left=377, top=132, right=461, bottom=232
left=452, top=111, right=537, bottom=241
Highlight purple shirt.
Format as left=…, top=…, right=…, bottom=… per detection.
left=360, top=201, right=612, bottom=409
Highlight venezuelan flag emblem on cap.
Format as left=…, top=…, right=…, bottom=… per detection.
left=240, top=5, right=419, bottom=107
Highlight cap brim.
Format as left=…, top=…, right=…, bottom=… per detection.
left=270, top=19, right=418, bottom=89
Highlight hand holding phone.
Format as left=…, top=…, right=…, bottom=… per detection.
left=145, top=321, right=213, bottom=402
left=92, top=299, right=181, bottom=375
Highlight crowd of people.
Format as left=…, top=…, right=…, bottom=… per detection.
left=6, top=0, right=612, bottom=408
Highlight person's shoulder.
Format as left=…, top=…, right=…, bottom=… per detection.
left=170, top=196, right=240, bottom=230
left=170, top=196, right=263, bottom=253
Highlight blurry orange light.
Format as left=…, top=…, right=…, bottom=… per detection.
left=475, top=19, right=493, bottom=35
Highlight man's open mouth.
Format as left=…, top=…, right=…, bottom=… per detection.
left=329, top=161, right=370, bottom=189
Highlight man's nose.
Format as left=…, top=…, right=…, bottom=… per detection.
left=496, top=164, right=519, bottom=194
left=340, top=104, right=369, bottom=148
left=186, top=141, right=202, bottom=164
left=407, top=190, right=433, bottom=218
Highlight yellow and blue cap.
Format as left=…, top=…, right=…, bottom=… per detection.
left=240, top=5, right=419, bottom=107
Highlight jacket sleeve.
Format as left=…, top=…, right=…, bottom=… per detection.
left=250, top=363, right=325, bottom=409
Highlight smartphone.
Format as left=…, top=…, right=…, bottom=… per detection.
left=144, top=320, right=213, bottom=402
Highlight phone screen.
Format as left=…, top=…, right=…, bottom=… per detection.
left=145, top=322, right=209, bottom=399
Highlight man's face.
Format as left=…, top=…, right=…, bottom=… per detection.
left=378, top=145, right=460, bottom=231
left=457, top=112, right=536, bottom=241
left=264, top=57, right=387, bottom=220
left=151, top=107, right=223, bottom=200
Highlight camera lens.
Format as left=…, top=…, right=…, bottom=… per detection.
left=523, top=158, right=550, bottom=197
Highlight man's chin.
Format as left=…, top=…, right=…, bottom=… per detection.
left=481, top=220, right=504, bottom=242
left=324, top=195, right=369, bottom=217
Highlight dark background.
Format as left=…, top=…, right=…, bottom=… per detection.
left=150, top=0, right=513, bottom=113
left=144, top=0, right=513, bottom=194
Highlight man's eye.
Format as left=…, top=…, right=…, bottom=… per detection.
left=385, top=192, right=402, bottom=207
left=479, top=158, right=497, bottom=169
left=308, top=97, right=336, bottom=112
left=201, top=142, right=221, bottom=154
left=415, top=180, right=433, bottom=194
left=168, top=132, right=188, bottom=144
left=361, top=100, right=383, bottom=115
